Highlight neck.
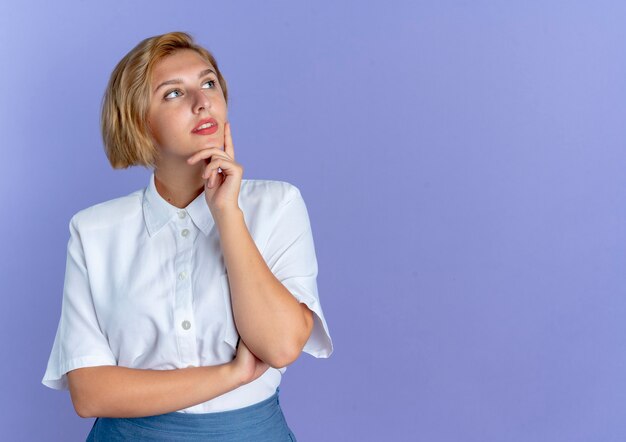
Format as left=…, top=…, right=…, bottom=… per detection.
left=153, top=157, right=205, bottom=209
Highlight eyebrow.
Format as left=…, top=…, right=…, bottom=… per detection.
left=154, top=68, right=217, bottom=93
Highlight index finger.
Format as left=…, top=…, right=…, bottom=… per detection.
left=224, top=121, right=235, bottom=161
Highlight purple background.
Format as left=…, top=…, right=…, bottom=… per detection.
left=2, top=1, right=625, bottom=440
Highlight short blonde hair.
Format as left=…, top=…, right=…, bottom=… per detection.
left=101, top=31, right=229, bottom=169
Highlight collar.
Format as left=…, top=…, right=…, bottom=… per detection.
left=142, top=172, right=215, bottom=237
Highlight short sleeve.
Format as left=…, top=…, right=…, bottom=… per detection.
left=263, top=186, right=333, bottom=358
left=41, top=215, right=117, bottom=390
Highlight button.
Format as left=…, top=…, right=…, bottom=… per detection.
left=178, top=271, right=187, bottom=281
left=181, top=320, right=191, bottom=330
left=181, top=229, right=189, bottom=237
left=178, top=211, right=186, bottom=219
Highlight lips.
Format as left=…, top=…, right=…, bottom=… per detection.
left=192, top=118, right=218, bottom=135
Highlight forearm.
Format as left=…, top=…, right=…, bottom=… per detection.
left=69, top=363, right=241, bottom=418
left=215, top=209, right=312, bottom=367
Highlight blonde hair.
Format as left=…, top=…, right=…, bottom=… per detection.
left=101, top=31, right=229, bottom=169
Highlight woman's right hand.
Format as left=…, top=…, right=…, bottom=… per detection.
left=232, top=338, right=270, bottom=386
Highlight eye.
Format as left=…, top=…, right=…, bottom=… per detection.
left=163, top=79, right=217, bottom=100
left=164, top=89, right=182, bottom=100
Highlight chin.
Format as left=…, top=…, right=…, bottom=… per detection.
left=200, top=141, right=223, bottom=150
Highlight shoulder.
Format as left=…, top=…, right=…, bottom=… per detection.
left=69, top=189, right=144, bottom=233
left=240, top=179, right=303, bottom=208
left=238, top=180, right=308, bottom=230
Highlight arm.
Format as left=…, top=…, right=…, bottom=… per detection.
left=68, top=338, right=267, bottom=418
left=68, top=363, right=239, bottom=418
left=215, top=208, right=314, bottom=369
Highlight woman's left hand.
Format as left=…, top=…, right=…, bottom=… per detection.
left=187, top=121, right=243, bottom=216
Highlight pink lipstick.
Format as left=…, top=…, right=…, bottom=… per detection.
left=192, top=118, right=218, bottom=135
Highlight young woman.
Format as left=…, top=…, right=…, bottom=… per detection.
left=41, top=31, right=333, bottom=441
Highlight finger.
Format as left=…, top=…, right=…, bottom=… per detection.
left=202, top=158, right=230, bottom=179
left=202, top=161, right=209, bottom=179
left=206, top=165, right=225, bottom=188
left=224, top=122, right=235, bottom=161
left=206, top=168, right=214, bottom=188
left=202, top=160, right=211, bottom=179
left=188, top=149, right=224, bottom=165
left=187, top=147, right=231, bottom=165
left=199, top=155, right=229, bottom=178
left=209, top=168, right=218, bottom=188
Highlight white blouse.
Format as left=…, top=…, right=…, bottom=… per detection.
left=41, top=172, right=333, bottom=413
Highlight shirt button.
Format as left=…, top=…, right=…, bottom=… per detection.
left=181, top=229, right=190, bottom=237
left=178, top=211, right=186, bottom=219
left=182, top=320, right=191, bottom=330
left=178, top=271, right=187, bottom=280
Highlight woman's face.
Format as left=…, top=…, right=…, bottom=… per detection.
left=147, top=49, right=227, bottom=162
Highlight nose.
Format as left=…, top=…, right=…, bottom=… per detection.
left=193, top=89, right=211, bottom=113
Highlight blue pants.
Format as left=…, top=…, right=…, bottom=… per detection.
left=86, top=387, right=297, bottom=441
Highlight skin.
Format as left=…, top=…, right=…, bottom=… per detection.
left=147, top=49, right=314, bottom=376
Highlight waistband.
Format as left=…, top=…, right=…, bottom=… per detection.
left=117, top=387, right=281, bottom=433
